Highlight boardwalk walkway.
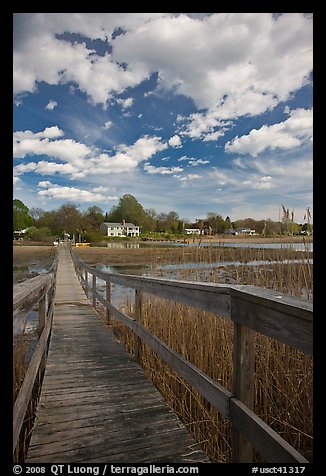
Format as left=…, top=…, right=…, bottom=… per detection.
left=26, top=245, right=209, bottom=463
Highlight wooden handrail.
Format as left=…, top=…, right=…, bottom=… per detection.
left=13, top=254, right=58, bottom=454
left=71, top=249, right=312, bottom=463
left=72, top=252, right=312, bottom=354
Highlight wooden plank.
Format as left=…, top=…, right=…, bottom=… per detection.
left=134, top=289, right=142, bottom=361
left=27, top=244, right=210, bottom=464
left=105, top=280, right=110, bottom=324
left=230, top=286, right=313, bottom=354
left=28, top=427, right=202, bottom=462
left=13, top=275, right=54, bottom=336
left=13, top=274, right=53, bottom=311
left=76, top=256, right=312, bottom=354
left=231, top=323, right=255, bottom=462
left=106, top=302, right=232, bottom=418
left=13, top=312, right=53, bottom=452
left=77, top=258, right=232, bottom=318
left=230, top=398, right=309, bottom=463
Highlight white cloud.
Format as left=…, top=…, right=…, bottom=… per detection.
left=37, top=181, right=118, bottom=202
left=174, top=173, right=201, bottom=182
left=143, top=163, right=183, bottom=175
left=14, top=13, right=312, bottom=116
left=13, top=126, right=96, bottom=173
left=188, top=158, right=210, bottom=167
left=103, top=121, right=113, bottom=129
left=45, top=100, right=57, bottom=110
left=225, top=108, right=313, bottom=156
left=14, top=161, right=78, bottom=177
left=177, top=156, right=210, bottom=166
left=113, top=13, right=312, bottom=111
left=168, top=135, right=182, bottom=147
left=116, top=97, right=134, bottom=109
left=178, top=111, right=232, bottom=141
left=14, top=127, right=168, bottom=177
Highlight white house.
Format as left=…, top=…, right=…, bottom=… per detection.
left=184, top=228, right=201, bottom=235
left=100, top=220, right=140, bottom=237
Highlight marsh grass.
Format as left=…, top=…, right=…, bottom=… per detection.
left=13, top=328, right=44, bottom=462
left=92, top=241, right=313, bottom=462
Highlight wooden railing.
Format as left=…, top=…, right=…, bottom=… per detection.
left=71, top=249, right=312, bottom=463
left=13, top=254, right=58, bottom=455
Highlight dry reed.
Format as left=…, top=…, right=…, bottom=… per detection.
left=94, top=241, right=312, bottom=462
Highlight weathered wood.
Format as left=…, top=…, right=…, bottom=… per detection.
left=76, top=257, right=232, bottom=318
left=38, top=294, right=46, bottom=336
left=74, top=254, right=313, bottom=354
left=106, top=301, right=232, bottom=419
left=230, top=286, right=313, bottom=354
left=13, top=312, right=53, bottom=452
left=231, top=323, right=255, bottom=462
left=13, top=274, right=52, bottom=311
left=105, top=280, right=111, bottom=324
left=27, top=245, right=210, bottom=464
left=230, top=398, right=309, bottom=463
left=13, top=274, right=54, bottom=336
left=134, top=289, right=142, bottom=362
left=54, top=248, right=313, bottom=463
left=92, top=274, right=96, bottom=308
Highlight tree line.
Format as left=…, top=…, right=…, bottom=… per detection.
left=13, top=195, right=312, bottom=243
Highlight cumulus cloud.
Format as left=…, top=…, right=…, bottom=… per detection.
left=177, top=156, right=210, bottom=166
left=168, top=135, right=182, bottom=147
left=103, top=121, right=113, bottom=129
left=37, top=181, right=118, bottom=202
left=178, top=112, right=232, bottom=141
left=13, top=127, right=92, bottom=170
left=116, top=97, right=134, bottom=109
left=143, top=163, right=183, bottom=175
left=13, top=126, right=167, bottom=177
left=14, top=13, right=312, bottom=116
left=225, top=108, right=313, bottom=156
left=45, top=100, right=57, bottom=110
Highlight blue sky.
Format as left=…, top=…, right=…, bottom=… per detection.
left=13, top=13, right=313, bottom=222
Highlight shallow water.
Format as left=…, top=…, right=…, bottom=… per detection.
left=101, top=240, right=313, bottom=252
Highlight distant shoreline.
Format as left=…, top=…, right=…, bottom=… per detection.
left=193, top=235, right=313, bottom=244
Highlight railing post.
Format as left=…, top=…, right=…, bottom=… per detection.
left=38, top=292, right=48, bottom=374
left=92, top=274, right=96, bottom=308
left=231, top=322, right=255, bottom=462
left=106, top=280, right=111, bottom=325
left=134, top=290, right=143, bottom=362
left=85, top=270, right=88, bottom=296
left=38, top=294, right=46, bottom=337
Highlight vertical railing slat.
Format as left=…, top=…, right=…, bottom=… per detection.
left=92, top=274, right=96, bottom=308
left=134, top=289, right=143, bottom=362
left=106, top=280, right=111, bottom=325
left=231, top=322, right=255, bottom=462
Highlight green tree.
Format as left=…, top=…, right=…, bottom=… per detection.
left=37, top=203, right=82, bottom=237
left=13, top=199, right=33, bottom=231
left=82, top=206, right=105, bottom=230
left=107, top=194, right=155, bottom=231
left=206, top=213, right=227, bottom=234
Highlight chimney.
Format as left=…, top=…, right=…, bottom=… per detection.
left=122, top=219, right=126, bottom=226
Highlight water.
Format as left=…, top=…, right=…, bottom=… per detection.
left=97, top=240, right=313, bottom=252
left=157, top=258, right=313, bottom=271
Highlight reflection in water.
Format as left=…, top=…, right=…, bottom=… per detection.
left=157, top=258, right=313, bottom=271
left=97, top=240, right=313, bottom=252
left=106, top=242, right=140, bottom=249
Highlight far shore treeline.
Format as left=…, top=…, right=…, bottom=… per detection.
left=13, top=195, right=312, bottom=243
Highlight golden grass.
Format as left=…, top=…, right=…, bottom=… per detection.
left=93, top=242, right=313, bottom=462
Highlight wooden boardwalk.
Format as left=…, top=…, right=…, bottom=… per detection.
left=26, top=245, right=210, bottom=463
